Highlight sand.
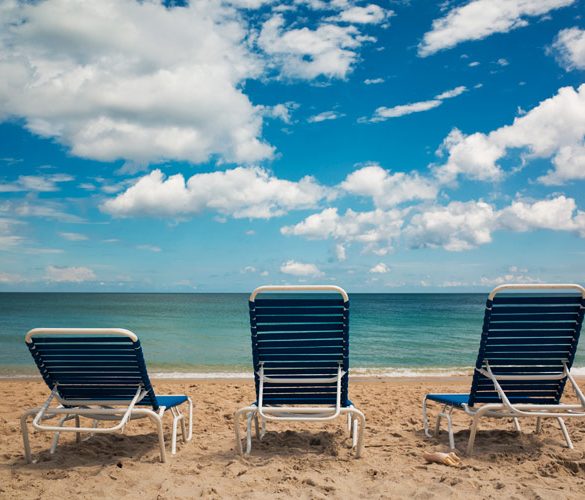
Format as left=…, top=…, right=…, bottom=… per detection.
left=2, top=377, right=585, bottom=499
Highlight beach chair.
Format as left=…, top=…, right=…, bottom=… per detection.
left=423, top=284, right=585, bottom=454
left=21, top=328, right=193, bottom=463
left=234, top=285, right=365, bottom=457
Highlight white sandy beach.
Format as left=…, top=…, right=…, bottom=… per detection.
left=2, top=377, right=585, bottom=498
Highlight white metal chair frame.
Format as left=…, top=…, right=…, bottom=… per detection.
left=21, top=328, right=193, bottom=463
left=423, top=283, right=585, bottom=455
left=235, top=285, right=366, bottom=457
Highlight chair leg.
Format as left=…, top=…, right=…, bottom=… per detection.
left=466, top=414, right=481, bottom=455
left=234, top=406, right=255, bottom=455
left=75, top=415, right=81, bottom=443
left=146, top=411, right=166, bottom=463
left=513, top=417, right=521, bottom=433
left=557, top=417, right=573, bottom=449
left=254, top=414, right=260, bottom=439
left=245, top=412, right=254, bottom=454
left=260, top=416, right=266, bottom=440
left=20, top=412, right=33, bottom=464
left=186, top=397, right=193, bottom=442
left=445, top=410, right=455, bottom=450
left=535, top=417, right=542, bottom=434
left=171, top=408, right=179, bottom=455
left=50, top=415, right=70, bottom=454
left=422, top=397, right=432, bottom=438
left=349, top=407, right=366, bottom=458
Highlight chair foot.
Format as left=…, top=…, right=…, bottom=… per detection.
left=557, top=417, right=573, bottom=449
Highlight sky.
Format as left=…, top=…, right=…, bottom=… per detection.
left=0, top=0, right=584, bottom=292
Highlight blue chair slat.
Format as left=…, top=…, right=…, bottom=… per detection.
left=467, top=293, right=585, bottom=406
left=253, top=306, right=346, bottom=316
left=492, top=295, right=582, bottom=305
left=27, top=335, right=159, bottom=410
left=253, top=298, right=345, bottom=307
left=250, top=293, right=350, bottom=408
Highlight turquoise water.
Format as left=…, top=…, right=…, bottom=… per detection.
left=1, top=293, right=583, bottom=377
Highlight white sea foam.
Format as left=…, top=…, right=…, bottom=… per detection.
left=4, top=366, right=585, bottom=380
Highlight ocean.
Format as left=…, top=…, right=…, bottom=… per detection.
left=1, top=292, right=583, bottom=378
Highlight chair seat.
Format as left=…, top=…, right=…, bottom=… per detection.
left=426, top=394, right=470, bottom=407
left=152, top=395, right=188, bottom=409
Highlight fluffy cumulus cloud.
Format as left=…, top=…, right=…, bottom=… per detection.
left=280, top=260, right=323, bottom=277
left=332, top=4, right=392, bottom=25
left=498, top=195, right=585, bottom=236
left=551, top=27, right=585, bottom=71
left=418, top=0, right=575, bottom=56
left=405, top=201, right=495, bottom=251
left=369, top=262, right=389, bottom=274
left=281, top=207, right=405, bottom=255
left=435, top=85, right=585, bottom=184
left=284, top=195, right=585, bottom=254
left=0, top=0, right=273, bottom=165
left=257, top=14, right=374, bottom=80
left=0, top=1, right=391, bottom=165
left=340, top=164, right=438, bottom=207
left=45, top=265, right=96, bottom=283
left=102, top=167, right=329, bottom=219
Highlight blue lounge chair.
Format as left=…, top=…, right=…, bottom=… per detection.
left=234, top=285, right=365, bottom=457
left=423, top=284, right=585, bottom=454
left=21, top=328, right=193, bottom=463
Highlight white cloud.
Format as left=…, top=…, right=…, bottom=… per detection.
left=434, top=84, right=585, bottom=184
left=0, top=199, right=83, bottom=223
left=539, top=143, right=585, bottom=185
left=496, top=57, right=509, bottom=66
left=468, top=61, right=480, bottom=67
left=418, top=0, right=575, bottom=56
left=280, top=260, right=323, bottom=277
left=370, top=100, right=442, bottom=121
left=551, top=27, right=585, bottom=71
left=257, top=14, right=373, bottom=80
left=341, top=164, right=438, bottom=207
left=335, top=243, right=347, bottom=261
left=435, top=86, right=467, bottom=99
left=59, top=232, right=88, bottom=241
left=308, top=110, right=344, bottom=123
left=405, top=201, right=495, bottom=251
left=281, top=207, right=405, bottom=255
left=332, top=4, right=392, bottom=25
left=0, top=174, right=73, bottom=193
left=498, top=195, right=585, bottom=235
left=283, top=194, right=585, bottom=255
left=137, top=244, right=161, bottom=252
left=0, top=218, right=24, bottom=250
left=102, top=166, right=329, bottom=219
left=480, top=273, right=542, bottom=286
left=45, top=265, right=96, bottom=282
left=0, top=0, right=273, bottom=165
left=364, top=77, right=384, bottom=85
left=369, top=263, right=389, bottom=274
left=0, top=271, right=25, bottom=284
left=242, top=265, right=257, bottom=273
left=366, top=86, right=467, bottom=122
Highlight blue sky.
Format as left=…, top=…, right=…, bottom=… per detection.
left=0, top=0, right=584, bottom=292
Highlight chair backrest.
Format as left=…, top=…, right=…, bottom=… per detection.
left=25, top=328, right=159, bottom=410
left=248, top=285, right=350, bottom=406
left=469, top=284, right=585, bottom=406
